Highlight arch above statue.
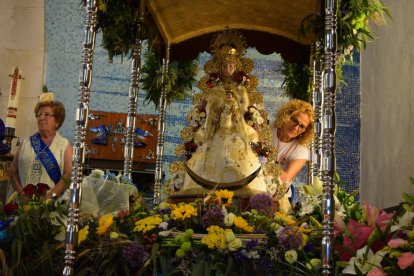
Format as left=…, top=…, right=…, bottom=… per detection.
left=146, top=0, right=321, bottom=62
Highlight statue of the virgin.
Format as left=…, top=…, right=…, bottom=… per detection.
left=166, top=31, right=283, bottom=205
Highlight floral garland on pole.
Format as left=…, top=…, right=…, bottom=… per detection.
left=92, top=0, right=198, bottom=107
left=282, top=0, right=391, bottom=102
left=140, top=48, right=198, bottom=109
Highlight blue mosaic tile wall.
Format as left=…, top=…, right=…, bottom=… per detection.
left=44, top=0, right=360, bottom=196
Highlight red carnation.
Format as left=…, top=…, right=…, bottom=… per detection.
left=184, top=140, right=197, bottom=152
left=23, top=184, right=37, bottom=196
left=4, top=202, right=19, bottom=215
left=36, top=183, right=50, bottom=195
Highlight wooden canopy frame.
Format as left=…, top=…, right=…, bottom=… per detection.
left=146, top=0, right=320, bottom=63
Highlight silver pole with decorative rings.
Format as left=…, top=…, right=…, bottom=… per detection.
left=153, top=43, right=171, bottom=205
left=311, top=39, right=324, bottom=184
left=123, top=1, right=145, bottom=177
left=321, top=0, right=338, bottom=274
left=62, top=0, right=97, bottom=275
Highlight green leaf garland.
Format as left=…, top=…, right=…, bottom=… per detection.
left=140, top=49, right=198, bottom=109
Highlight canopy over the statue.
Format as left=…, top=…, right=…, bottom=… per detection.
left=146, top=0, right=321, bottom=63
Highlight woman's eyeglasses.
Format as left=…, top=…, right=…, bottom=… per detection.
left=290, top=116, right=307, bottom=130
left=36, top=112, right=55, bottom=119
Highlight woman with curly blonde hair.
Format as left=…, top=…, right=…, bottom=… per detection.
left=271, top=99, right=315, bottom=189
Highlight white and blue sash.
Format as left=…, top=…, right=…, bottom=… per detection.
left=30, top=133, right=61, bottom=184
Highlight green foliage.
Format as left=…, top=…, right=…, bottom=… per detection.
left=140, top=49, right=198, bottom=109
left=300, top=0, right=391, bottom=54
left=337, top=0, right=392, bottom=53
left=0, top=199, right=67, bottom=275
left=94, top=0, right=155, bottom=62
left=281, top=61, right=311, bottom=102
left=290, top=0, right=392, bottom=100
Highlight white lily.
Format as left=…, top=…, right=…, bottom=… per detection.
left=301, top=176, right=323, bottom=197
left=390, top=210, right=414, bottom=232
left=342, top=246, right=386, bottom=275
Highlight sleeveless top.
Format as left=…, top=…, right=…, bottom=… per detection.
left=271, top=127, right=309, bottom=198
left=271, top=127, right=309, bottom=170
left=18, top=132, right=69, bottom=188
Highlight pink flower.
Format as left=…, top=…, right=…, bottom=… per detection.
left=365, top=203, right=392, bottom=228
left=334, top=203, right=393, bottom=261
left=367, top=267, right=387, bottom=276
left=387, top=238, right=408, bottom=248
left=398, top=252, right=414, bottom=270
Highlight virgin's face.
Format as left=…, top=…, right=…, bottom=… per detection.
left=36, top=106, right=58, bottom=133
left=280, top=111, right=310, bottom=141
left=221, top=62, right=237, bottom=77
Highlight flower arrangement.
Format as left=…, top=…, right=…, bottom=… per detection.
left=140, top=49, right=199, bottom=108
left=2, top=176, right=414, bottom=275
left=89, top=168, right=133, bottom=185
left=206, top=70, right=251, bottom=89
left=187, top=102, right=207, bottom=130
left=244, top=105, right=265, bottom=130
left=282, top=0, right=392, bottom=101
left=0, top=184, right=67, bottom=275
left=250, top=141, right=273, bottom=163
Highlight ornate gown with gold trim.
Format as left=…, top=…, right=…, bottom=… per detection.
left=165, top=31, right=282, bottom=201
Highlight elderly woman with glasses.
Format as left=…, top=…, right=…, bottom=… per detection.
left=10, top=93, right=72, bottom=201
left=271, top=99, right=315, bottom=201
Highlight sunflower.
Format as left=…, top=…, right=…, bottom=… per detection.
left=171, top=204, right=197, bottom=220
left=233, top=216, right=254, bottom=233
left=134, top=215, right=163, bottom=233
left=214, top=190, right=234, bottom=206
left=97, top=214, right=114, bottom=235
left=78, top=225, right=89, bottom=245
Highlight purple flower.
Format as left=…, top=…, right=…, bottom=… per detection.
left=201, top=206, right=224, bottom=229
left=277, top=226, right=303, bottom=250
left=304, top=241, right=315, bottom=253
left=249, top=193, right=273, bottom=216
left=233, top=251, right=247, bottom=263
left=258, top=258, right=273, bottom=272
left=246, top=239, right=258, bottom=251
left=122, top=242, right=149, bottom=269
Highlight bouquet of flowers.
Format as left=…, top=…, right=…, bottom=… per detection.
left=244, top=105, right=265, bottom=130
left=2, top=175, right=414, bottom=275
left=0, top=183, right=67, bottom=275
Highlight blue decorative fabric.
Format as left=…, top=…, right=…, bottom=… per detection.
left=30, top=133, right=61, bottom=184
left=0, top=119, right=10, bottom=154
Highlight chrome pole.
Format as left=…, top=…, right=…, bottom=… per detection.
left=62, top=1, right=97, bottom=275
left=123, top=1, right=145, bottom=177
left=311, top=39, right=324, bottom=183
left=153, top=43, right=170, bottom=205
left=321, top=0, right=338, bottom=274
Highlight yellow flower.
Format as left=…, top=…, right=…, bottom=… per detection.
left=301, top=233, right=308, bottom=246
left=234, top=216, right=254, bottom=233
left=110, top=231, right=119, bottom=240
left=228, top=237, right=242, bottom=251
left=78, top=225, right=89, bottom=245
left=96, top=214, right=114, bottom=235
left=214, top=190, right=234, bottom=206
left=275, top=212, right=296, bottom=225
left=285, top=250, right=298, bottom=264
left=134, top=215, right=162, bottom=233
left=201, top=226, right=227, bottom=249
left=171, top=204, right=197, bottom=220
left=224, top=213, right=236, bottom=226
left=23, top=205, right=31, bottom=213
left=299, top=225, right=312, bottom=234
